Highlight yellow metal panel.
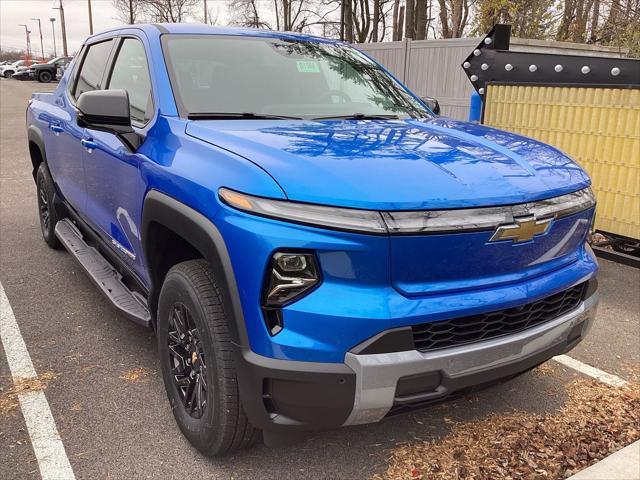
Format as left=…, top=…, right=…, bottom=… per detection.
left=484, top=85, right=640, bottom=239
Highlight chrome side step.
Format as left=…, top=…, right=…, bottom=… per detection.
left=54, top=219, right=151, bottom=327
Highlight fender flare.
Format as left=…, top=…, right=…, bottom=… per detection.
left=27, top=124, right=47, bottom=179
left=141, top=190, right=249, bottom=348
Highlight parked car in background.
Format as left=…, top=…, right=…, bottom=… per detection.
left=30, top=56, right=73, bottom=83
left=26, top=24, right=599, bottom=456
left=12, top=64, right=34, bottom=81
left=1, top=60, right=28, bottom=78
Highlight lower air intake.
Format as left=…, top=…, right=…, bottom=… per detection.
left=412, top=283, right=585, bottom=352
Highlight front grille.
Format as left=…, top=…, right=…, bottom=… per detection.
left=412, top=283, right=585, bottom=352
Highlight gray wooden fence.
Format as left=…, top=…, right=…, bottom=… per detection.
left=354, top=38, right=626, bottom=120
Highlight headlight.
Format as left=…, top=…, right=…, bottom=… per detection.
left=219, top=187, right=387, bottom=234
left=219, top=187, right=595, bottom=235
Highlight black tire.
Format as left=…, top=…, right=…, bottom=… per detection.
left=36, top=163, right=62, bottom=249
left=158, top=259, right=259, bottom=456
left=38, top=70, right=53, bottom=83
left=4, top=70, right=14, bottom=78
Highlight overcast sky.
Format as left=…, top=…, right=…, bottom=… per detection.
left=0, top=0, right=229, bottom=57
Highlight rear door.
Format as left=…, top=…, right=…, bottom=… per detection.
left=83, top=36, right=154, bottom=278
left=43, top=39, right=115, bottom=215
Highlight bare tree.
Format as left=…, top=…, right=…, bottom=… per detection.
left=474, top=0, right=554, bottom=39
left=599, top=0, right=640, bottom=55
left=438, top=0, right=471, bottom=38
left=141, top=0, right=200, bottom=22
left=113, top=0, right=143, bottom=23
left=229, top=0, right=269, bottom=27
left=589, top=0, right=601, bottom=42
left=404, top=0, right=415, bottom=38
left=392, top=0, right=400, bottom=39
left=230, top=0, right=339, bottom=34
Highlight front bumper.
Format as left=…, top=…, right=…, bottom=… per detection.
left=237, top=285, right=598, bottom=433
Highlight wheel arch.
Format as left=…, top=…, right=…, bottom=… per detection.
left=141, top=190, right=248, bottom=347
left=27, top=125, right=47, bottom=181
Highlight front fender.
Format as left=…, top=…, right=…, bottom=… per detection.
left=141, top=190, right=250, bottom=348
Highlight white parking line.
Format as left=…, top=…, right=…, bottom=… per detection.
left=553, top=354, right=628, bottom=388
left=0, top=281, right=75, bottom=480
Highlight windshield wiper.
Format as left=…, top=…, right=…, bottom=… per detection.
left=187, top=112, right=303, bottom=120
left=312, top=113, right=401, bottom=120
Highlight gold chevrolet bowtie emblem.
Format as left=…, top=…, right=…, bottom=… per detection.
left=489, top=216, right=553, bottom=243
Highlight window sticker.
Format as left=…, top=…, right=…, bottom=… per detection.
left=296, top=61, right=320, bottom=73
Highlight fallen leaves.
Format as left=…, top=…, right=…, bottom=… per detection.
left=0, top=371, right=57, bottom=416
left=120, top=367, right=150, bottom=383
left=375, top=378, right=640, bottom=480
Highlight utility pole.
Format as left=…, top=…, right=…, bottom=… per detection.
left=130, top=0, right=134, bottom=24
left=204, top=0, right=208, bottom=24
left=19, top=24, right=32, bottom=61
left=50, top=18, right=57, bottom=57
left=53, top=0, right=68, bottom=57
left=87, top=0, right=94, bottom=35
left=32, top=18, right=45, bottom=61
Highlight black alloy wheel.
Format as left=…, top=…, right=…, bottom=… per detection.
left=36, top=163, right=61, bottom=249
left=157, top=259, right=259, bottom=456
left=38, top=174, right=51, bottom=236
left=167, top=302, right=208, bottom=419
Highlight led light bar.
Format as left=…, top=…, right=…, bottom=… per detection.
left=384, top=188, right=596, bottom=234
left=219, top=187, right=595, bottom=235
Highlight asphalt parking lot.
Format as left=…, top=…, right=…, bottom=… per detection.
left=1, top=78, right=639, bottom=480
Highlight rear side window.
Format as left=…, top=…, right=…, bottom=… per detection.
left=74, top=39, right=114, bottom=99
left=107, top=38, right=153, bottom=126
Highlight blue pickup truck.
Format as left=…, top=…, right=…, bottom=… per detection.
left=26, top=24, right=599, bottom=455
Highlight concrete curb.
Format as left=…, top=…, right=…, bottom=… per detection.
left=568, top=441, right=640, bottom=479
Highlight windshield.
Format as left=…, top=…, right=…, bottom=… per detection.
left=162, top=35, right=430, bottom=120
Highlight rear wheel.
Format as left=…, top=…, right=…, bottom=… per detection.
left=157, top=259, right=259, bottom=456
left=36, top=163, right=61, bottom=249
left=4, top=70, right=14, bottom=78
left=38, top=70, right=53, bottom=83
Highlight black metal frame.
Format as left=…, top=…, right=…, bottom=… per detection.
left=462, top=24, right=640, bottom=100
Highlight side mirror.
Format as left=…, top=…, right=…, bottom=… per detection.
left=421, top=96, right=441, bottom=115
left=76, top=89, right=141, bottom=150
left=77, top=89, right=133, bottom=134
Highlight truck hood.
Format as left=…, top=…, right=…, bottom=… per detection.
left=185, top=117, right=590, bottom=210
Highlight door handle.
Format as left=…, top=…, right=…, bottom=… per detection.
left=81, top=138, right=98, bottom=152
left=50, top=123, right=64, bottom=134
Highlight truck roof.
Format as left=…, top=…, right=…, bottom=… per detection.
left=85, top=23, right=340, bottom=46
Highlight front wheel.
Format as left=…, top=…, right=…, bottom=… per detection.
left=36, top=163, right=61, bottom=249
left=157, top=259, right=259, bottom=456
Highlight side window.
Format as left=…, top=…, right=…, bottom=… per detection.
left=74, top=40, right=114, bottom=99
left=66, top=48, right=84, bottom=97
left=107, top=38, right=153, bottom=126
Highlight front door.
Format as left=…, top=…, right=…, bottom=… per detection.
left=83, top=37, right=154, bottom=281
left=45, top=39, right=115, bottom=215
